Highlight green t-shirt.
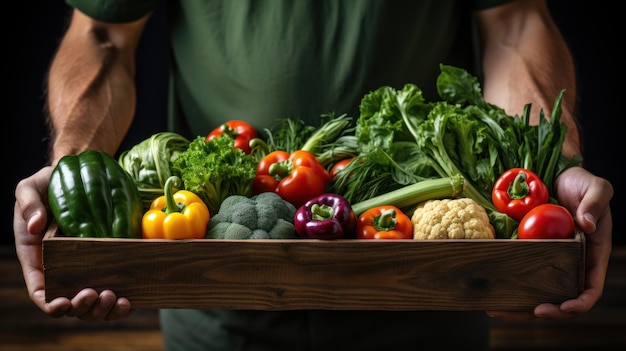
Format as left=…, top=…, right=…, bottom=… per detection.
left=67, top=0, right=509, bottom=138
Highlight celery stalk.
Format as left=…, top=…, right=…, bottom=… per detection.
left=350, top=174, right=466, bottom=216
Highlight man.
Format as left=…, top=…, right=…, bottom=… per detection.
left=14, top=1, right=614, bottom=349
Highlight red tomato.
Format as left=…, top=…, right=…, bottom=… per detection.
left=517, top=204, right=575, bottom=239
left=330, top=158, right=354, bottom=178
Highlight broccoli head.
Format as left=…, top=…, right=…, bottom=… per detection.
left=206, top=192, right=298, bottom=239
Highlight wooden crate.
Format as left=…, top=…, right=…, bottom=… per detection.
left=43, top=224, right=585, bottom=311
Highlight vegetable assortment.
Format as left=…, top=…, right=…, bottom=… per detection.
left=331, top=64, right=580, bottom=239
left=49, top=64, right=581, bottom=241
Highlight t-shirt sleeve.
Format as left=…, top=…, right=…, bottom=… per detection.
left=65, top=0, right=160, bottom=23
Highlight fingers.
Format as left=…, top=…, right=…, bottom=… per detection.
left=14, top=167, right=135, bottom=322
left=575, top=176, right=614, bottom=235
left=487, top=302, right=586, bottom=321
left=13, top=168, right=54, bottom=300
left=62, top=290, right=133, bottom=321
left=554, top=166, right=614, bottom=235
left=488, top=300, right=586, bottom=321
left=38, top=289, right=133, bottom=321
left=45, top=296, right=72, bottom=318
left=533, top=286, right=601, bottom=319
left=555, top=209, right=613, bottom=315
left=105, top=298, right=135, bottom=321
left=14, top=200, right=48, bottom=312
left=72, top=291, right=133, bottom=322
left=533, top=303, right=579, bottom=320
left=14, top=167, right=54, bottom=236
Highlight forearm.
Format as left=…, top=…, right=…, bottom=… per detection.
left=46, top=10, right=149, bottom=164
left=476, top=0, right=581, bottom=158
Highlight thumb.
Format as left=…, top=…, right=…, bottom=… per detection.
left=574, top=176, right=613, bottom=235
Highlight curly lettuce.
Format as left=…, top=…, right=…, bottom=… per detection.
left=172, top=135, right=258, bottom=215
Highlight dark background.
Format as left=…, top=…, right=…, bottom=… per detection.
left=6, top=1, right=623, bottom=246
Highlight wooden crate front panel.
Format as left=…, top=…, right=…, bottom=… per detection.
left=43, top=225, right=585, bottom=311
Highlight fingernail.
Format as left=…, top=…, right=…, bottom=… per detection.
left=99, top=294, right=115, bottom=308
left=583, top=212, right=597, bottom=230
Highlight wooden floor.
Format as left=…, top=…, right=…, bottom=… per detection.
left=1, top=245, right=624, bottom=351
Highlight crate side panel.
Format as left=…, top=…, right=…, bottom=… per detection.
left=43, top=236, right=583, bottom=311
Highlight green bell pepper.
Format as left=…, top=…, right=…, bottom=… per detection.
left=48, top=150, right=143, bottom=238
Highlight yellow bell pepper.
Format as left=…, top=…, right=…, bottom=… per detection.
left=142, top=176, right=210, bottom=239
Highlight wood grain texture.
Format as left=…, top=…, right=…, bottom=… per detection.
left=3, top=245, right=624, bottom=350
left=43, top=224, right=585, bottom=311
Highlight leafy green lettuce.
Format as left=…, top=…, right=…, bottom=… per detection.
left=172, top=135, right=258, bottom=215
left=336, top=64, right=581, bottom=239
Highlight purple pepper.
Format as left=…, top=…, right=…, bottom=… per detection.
left=294, top=193, right=357, bottom=239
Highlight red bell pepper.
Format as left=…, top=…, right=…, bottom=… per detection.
left=253, top=150, right=331, bottom=208
left=356, top=205, right=413, bottom=240
left=492, top=167, right=549, bottom=222
left=206, top=120, right=259, bottom=154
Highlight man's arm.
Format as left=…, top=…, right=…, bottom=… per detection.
left=475, top=0, right=614, bottom=321
left=475, top=0, right=580, bottom=158
left=47, top=9, right=150, bottom=164
left=13, top=9, right=151, bottom=321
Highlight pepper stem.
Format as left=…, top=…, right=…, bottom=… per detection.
left=220, top=123, right=238, bottom=138
left=373, top=209, right=397, bottom=231
left=269, top=161, right=293, bottom=179
left=163, top=176, right=184, bottom=214
left=311, top=203, right=335, bottom=221
left=248, top=138, right=271, bottom=161
left=508, top=171, right=529, bottom=200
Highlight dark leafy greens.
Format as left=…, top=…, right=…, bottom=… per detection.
left=331, top=64, right=581, bottom=239
left=257, top=113, right=358, bottom=168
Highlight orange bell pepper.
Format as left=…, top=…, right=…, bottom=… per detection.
left=142, top=176, right=210, bottom=239
left=356, top=205, right=412, bottom=239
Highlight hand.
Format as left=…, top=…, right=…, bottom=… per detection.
left=13, top=166, right=135, bottom=321
left=487, top=166, right=614, bottom=321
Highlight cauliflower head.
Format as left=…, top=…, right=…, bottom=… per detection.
left=411, top=198, right=495, bottom=240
